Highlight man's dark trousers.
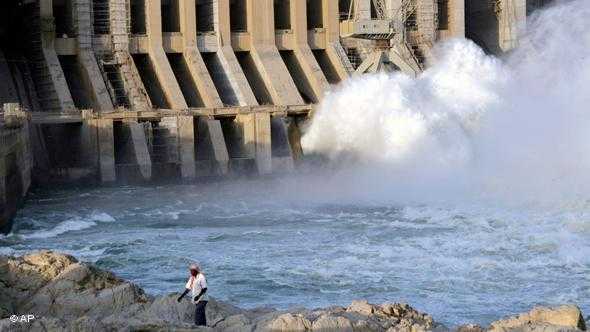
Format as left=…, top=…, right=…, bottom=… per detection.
left=195, top=301, right=207, bottom=326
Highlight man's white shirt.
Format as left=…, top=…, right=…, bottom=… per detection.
left=185, top=274, right=208, bottom=303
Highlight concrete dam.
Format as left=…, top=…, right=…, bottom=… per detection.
left=0, top=0, right=543, bottom=233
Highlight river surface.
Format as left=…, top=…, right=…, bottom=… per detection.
left=1, top=177, right=589, bottom=326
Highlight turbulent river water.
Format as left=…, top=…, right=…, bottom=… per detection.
left=1, top=177, right=589, bottom=326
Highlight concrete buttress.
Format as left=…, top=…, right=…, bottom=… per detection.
left=177, top=115, right=197, bottom=179
left=74, top=0, right=115, bottom=112
left=322, top=0, right=354, bottom=80
left=236, top=112, right=272, bottom=175
left=110, top=0, right=153, bottom=112
left=214, top=0, right=258, bottom=106
left=439, top=0, right=466, bottom=39
left=247, top=0, right=304, bottom=106
left=126, top=121, right=152, bottom=180
left=290, top=0, right=330, bottom=102
left=179, top=0, right=224, bottom=108
left=498, top=0, right=526, bottom=51
left=158, top=116, right=196, bottom=179
left=145, top=0, right=188, bottom=109
left=254, top=112, right=272, bottom=174
left=40, top=0, right=77, bottom=113
left=81, top=113, right=99, bottom=171
left=270, top=116, right=294, bottom=172
left=196, top=117, right=230, bottom=175
left=96, top=118, right=116, bottom=182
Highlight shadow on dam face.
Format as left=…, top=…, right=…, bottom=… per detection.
left=59, top=55, right=93, bottom=110
left=0, top=152, right=23, bottom=234
left=196, top=0, right=215, bottom=33
left=312, top=50, right=341, bottom=84
left=53, top=0, right=75, bottom=37
left=307, top=0, right=324, bottom=29
left=161, top=0, right=181, bottom=33
left=219, top=117, right=256, bottom=175
left=274, top=0, right=291, bottom=30
left=43, top=124, right=83, bottom=169
left=230, top=0, right=248, bottom=32
left=279, top=50, right=317, bottom=104
left=130, top=0, right=147, bottom=35
left=202, top=52, right=241, bottom=106
left=167, top=53, right=205, bottom=108
left=132, top=54, right=169, bottom=109
left=235, top=51, right=273, bottom=105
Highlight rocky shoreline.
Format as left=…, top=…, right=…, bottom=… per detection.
left=0, top=251, right=586, bottom=332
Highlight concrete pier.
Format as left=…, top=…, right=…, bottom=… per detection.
left=271, top=116, right=295, bottom=172
left=129, top=122, right=152, bottom=179
left=97, top=118, right=116, bottom=182
left=235, top=112, right=272, bottom=175
left=465, top=0, right=526, bottom=53
left=196, top=117, right=230, bottom=176
left=80, top=114, right=99, bottom=174
left=177, top=115, right=197, bottom=179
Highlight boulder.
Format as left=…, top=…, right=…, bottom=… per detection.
left=19, top=261, right=150, bottom=320
left=312, top=314, right=354, bottom=331
left=352, top=318, right=383, bottom=331
left=0, top=251, right=78, bottom=319
left=70, top=316, right=106, bottom=332
left=255, top=313, right=312, bottom=331
left=455, top=324, right=484, bottom=332
left=213, top=314, right=252, bottom=332
left=0, top=317, right=66, bottom=332
left=141, top=294, right=195, bottom=323
left=206, top=297, right=246, bottom=325
left=348, top=300, right=376, bottom=316
left=489, top=305, right=586, bottom=332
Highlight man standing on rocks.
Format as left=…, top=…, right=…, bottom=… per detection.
left=177, top=264, right=208, bottom=326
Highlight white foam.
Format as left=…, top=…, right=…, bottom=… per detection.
left=0, top=247, right=15, bottom=256
left=301, top=0, right=590, bottom=207
left=22, top=219, right=97, bottom=239
left=90, top=212, right=116, bottom=222
left=62, top=247, right=107, bottom=262
left=17, top=211, right=116, bottom=240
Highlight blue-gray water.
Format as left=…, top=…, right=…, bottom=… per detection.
left=1, top=177, right=588, bottom=326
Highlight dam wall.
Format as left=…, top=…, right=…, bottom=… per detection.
left=0, top=0, right=532, bottom=186
left=0, top=105, right=33, bottom=234
left=3, top=0, right=352, bottom=184
left=0, top=0, right=538, bottom=233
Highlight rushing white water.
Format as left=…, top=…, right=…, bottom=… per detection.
left=20, top=212, right=115, bottom=239
left=302, top=0, right=590, bottom=206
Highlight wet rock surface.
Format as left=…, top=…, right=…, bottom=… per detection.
left=0, top=251, right=587, bottom=332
